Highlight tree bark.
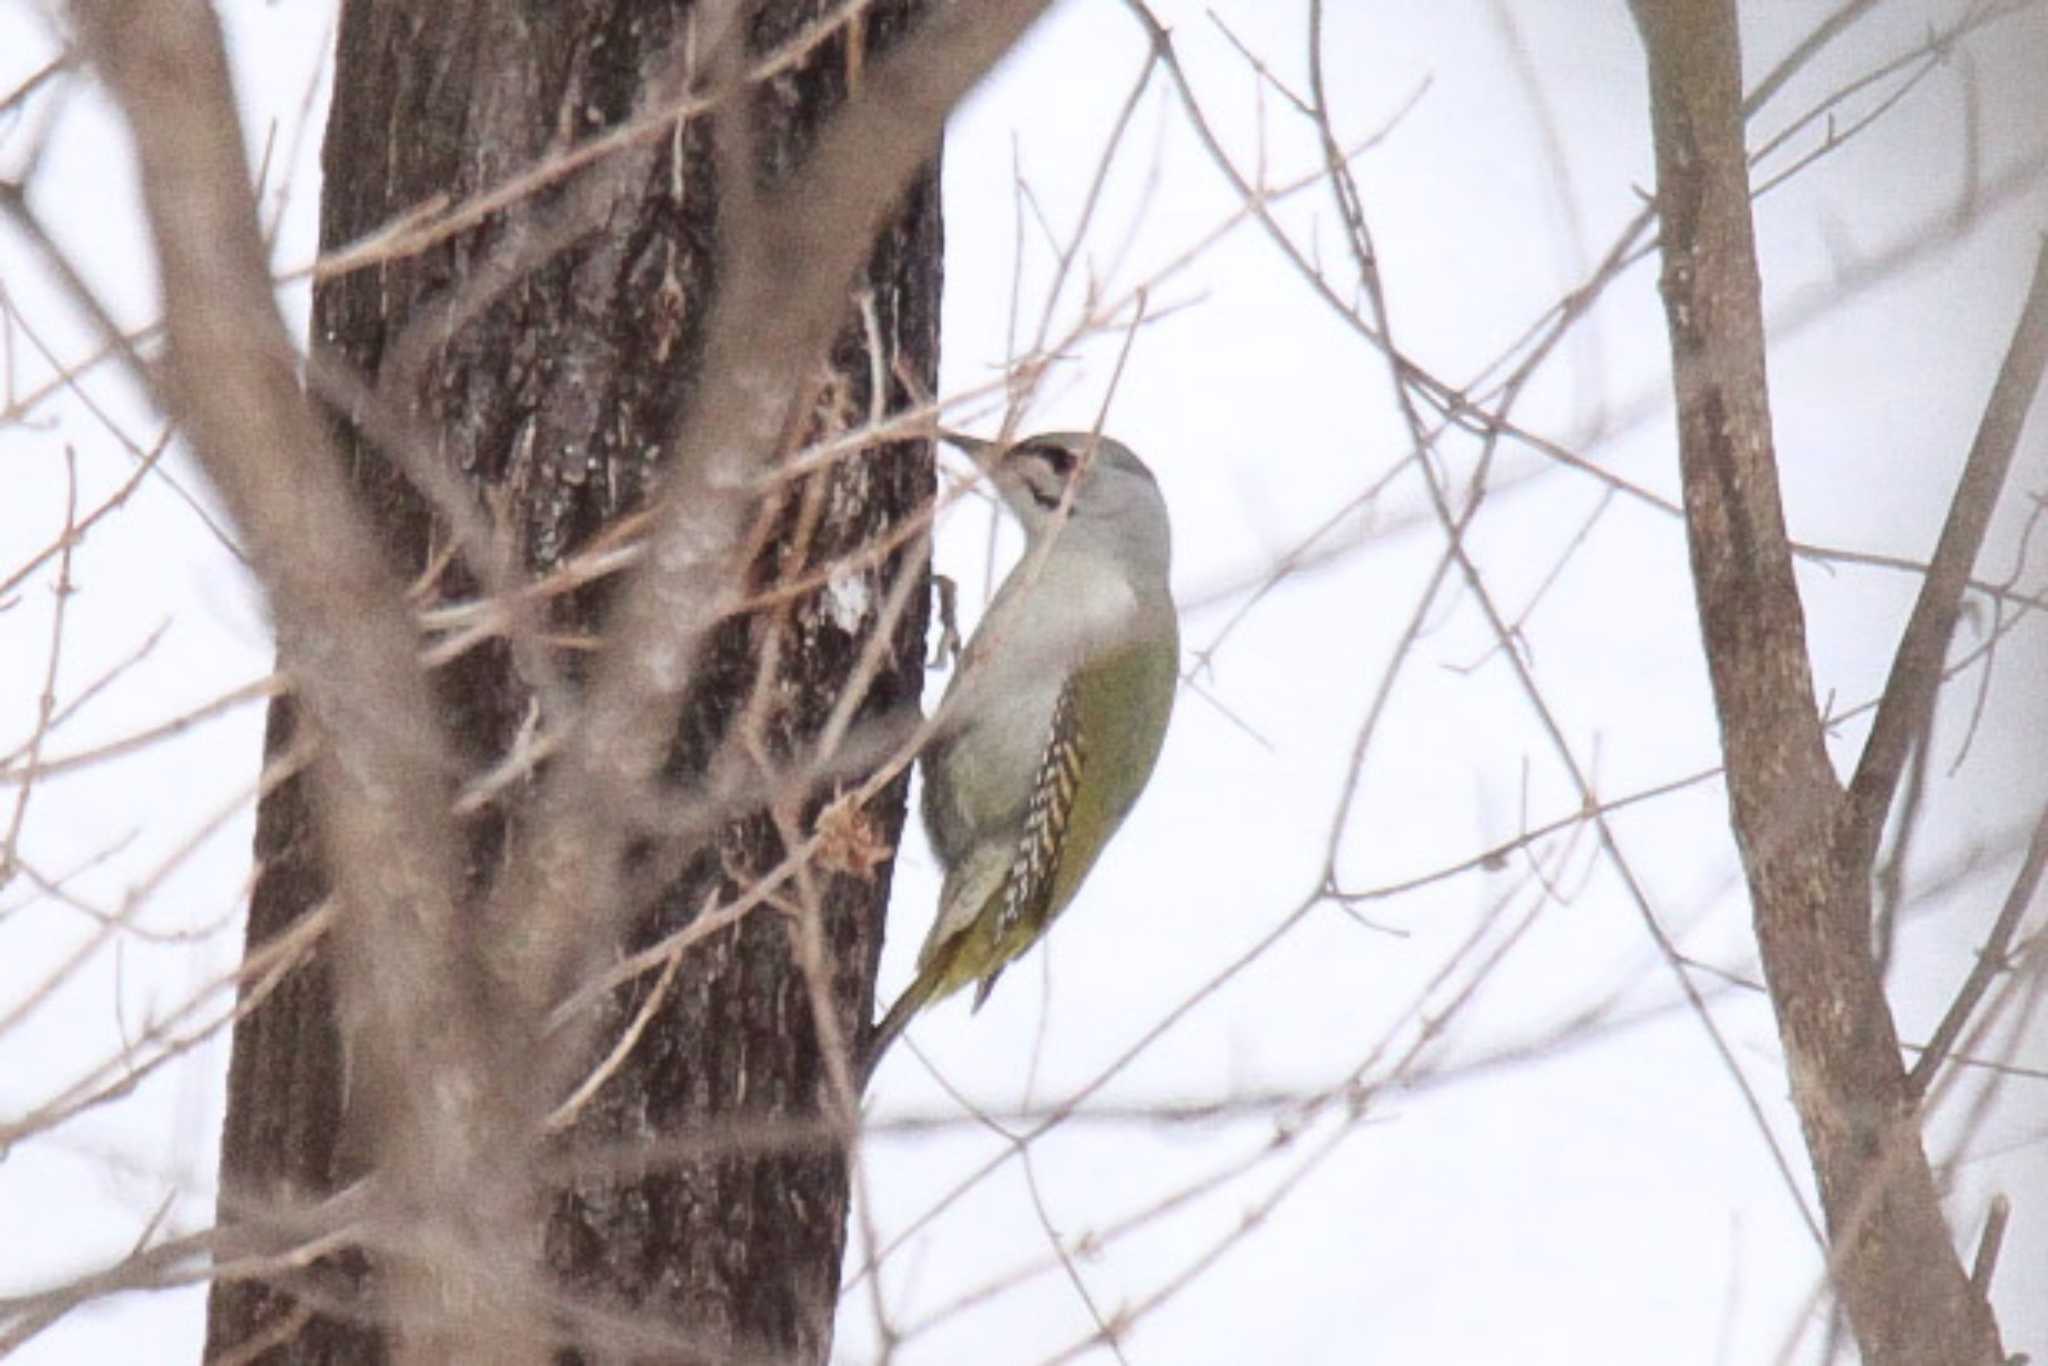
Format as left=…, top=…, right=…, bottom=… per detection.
left=1627, top=2, right=2006, bottom=1362
left=204, top=2, right=943, bottom=1361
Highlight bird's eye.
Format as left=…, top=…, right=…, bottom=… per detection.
left=1024, top=443, right=1076, bottom=478
left=1011, top=443, right=1078, bottom=510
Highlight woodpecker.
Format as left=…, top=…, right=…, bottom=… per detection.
left=861, top=429, right=1178, bottom=1086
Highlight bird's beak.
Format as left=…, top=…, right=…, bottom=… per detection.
left=938, top=430, right=1010, bottom=488
left=937, top=429, right=996, bottom=460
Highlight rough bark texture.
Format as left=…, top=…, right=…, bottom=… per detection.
left=204, top=3, right=940, bottom=1362
left=1627, top=3, right=2003, bottom=1363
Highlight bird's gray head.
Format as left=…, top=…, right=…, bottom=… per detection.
left=941, top=430, right=1169, bottom=564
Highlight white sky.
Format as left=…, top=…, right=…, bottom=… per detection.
left=3, top=2, right=2047, bottom=1363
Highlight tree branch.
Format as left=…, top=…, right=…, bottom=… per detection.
left=69, top=3, right=545, bottom=1360
left=1907, top=802, right=2048, bottom=1100
left=1627, top=2, right=2005, bottom=1362
left=1842, top=241, right=2048, bottom=871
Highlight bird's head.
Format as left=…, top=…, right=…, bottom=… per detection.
left=940, top=429, right=1166, bottom=552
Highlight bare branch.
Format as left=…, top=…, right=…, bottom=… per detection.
left=67, top=2, right=545, bottom=1359
left=1629, top=2, right=2004, bottom=1360
left=1842, top=241, right=2048, bottom=871
left=1907, top=802, right=2048, bottom=1100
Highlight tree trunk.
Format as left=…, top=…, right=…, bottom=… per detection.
left=1627, top=2, right=2007, bottom=1362
left=204, top=3, right=940, bottom=1361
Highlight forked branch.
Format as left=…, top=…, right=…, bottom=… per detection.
left=1628, top=2, right=2012, bottom=1362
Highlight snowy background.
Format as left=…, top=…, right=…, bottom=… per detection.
left=4, top=2, right=2047, bottom=1362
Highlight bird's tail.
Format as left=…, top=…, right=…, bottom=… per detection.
left=859, top=971, right=939, bottom=1091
